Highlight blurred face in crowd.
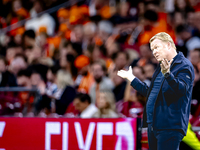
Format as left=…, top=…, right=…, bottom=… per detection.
left=34, top=1, right=43, bottom=13
left=60, top=44, right=77, bottom=58
left=31, top=72, right=46, bottom=95
left=189, top=50, right=200, bottom=66
left=73, top=98, right=89, bottom=113
left=174, top=12, right=185, bottom=27
left=37, top=34, right=47, bottom=47
left=47, top=69, right=55, bottom=83
left=92, top=63, right=104, bottom=83
left=106, top=42, right=119, bottom=57
left=189, top=0, right=199, bottom=6
left=0, top=59, right=6, bottom=73
left=92, top=46, right=102, bottom=62
left=73, top=25, right=83, bottom=43
left=17, top=76, right=31, bottom=88
left=132, top=66, right=145, bottom=81
left=14, top=34, right=23, bottom=45
left=31, top=73, right=42, bottom=87
left=98, top=31, right=110, bottom=43
left=24, top=36, right=35, bottom=48
left=10, top=56, right=27, bottom=75
left=144, top=64, right=155, bottom=79
left=150, top=39, right=169, bottom=62
left=187, top=12, right=195, bottom=26
left=59, top=56, right=67, bottom=68
left=13, top=0, right=22, bottom=12
left=83, top=23, right=96, bottom=42
left=176, top=0, right=186, bottom=10
left=119, top=2, right=129, bottom=17
left=112, top=70, right=124, bottom=86
left=97, top=93, right=107, bottom=109
left=114, top=52, right=128, bottom=70
left=25, top=45, right=42, bottom=63
left=6, top=48, right=16, bottom=62
left=140, top=44, right=152, bottom=59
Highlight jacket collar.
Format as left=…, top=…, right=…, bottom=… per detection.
left=146, top=51, right=184, bottom=97
left=153, top=51, right=183, bottom=73
left=171, top=51, right=183, bottom=65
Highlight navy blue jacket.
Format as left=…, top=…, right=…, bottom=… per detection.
left=131, top=52, right=194, bottom=135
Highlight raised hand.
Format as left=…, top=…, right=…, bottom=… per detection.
left=160, top=58, right=173, bottom=75
left=117, top=66, right=135, bottom=82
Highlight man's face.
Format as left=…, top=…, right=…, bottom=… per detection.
left=114, top=53, right=127, bottom=70
left=10, top=57, right=27, bottom=75
left=30, top=73, right=41, bottom=87
left=150, top=39, right=168, bottom=62
left=144, top=64, right=155, bottom=79
left=73, top=98, right=88, bottom=113
left=133, top=67, right=145, bottom=81
left=140, top=44, right=152, bottom=59
left=47, top=69, right=55, bottom=82
left=17, top=76, right=31, bottom=88
left=92, top=64, right=104, bottom=83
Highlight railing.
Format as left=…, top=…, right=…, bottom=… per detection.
left=0, top=87, right=41, bottom=116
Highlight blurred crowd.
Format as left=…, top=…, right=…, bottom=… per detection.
left=0, top=0, right=200, bottom=125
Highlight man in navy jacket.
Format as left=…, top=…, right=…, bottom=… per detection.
left=118, top=32, right=194, bottom=150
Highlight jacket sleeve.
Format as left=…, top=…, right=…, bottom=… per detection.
left=130, top=77, right=149, bottom=97
left=165, top=66, right=194, bottom=97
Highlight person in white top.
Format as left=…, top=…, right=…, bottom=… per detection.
left=25, top=1, right=55, bottom=36
left=73, top=93, right=98, bottom=118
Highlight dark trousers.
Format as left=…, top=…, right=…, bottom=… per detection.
left=147, top=123, right=184, bottom=150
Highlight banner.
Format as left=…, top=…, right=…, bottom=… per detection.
left=0, top=118, right=138, bottom=150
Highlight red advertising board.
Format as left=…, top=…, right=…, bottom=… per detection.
left=0, top=118, right=138, bottom=150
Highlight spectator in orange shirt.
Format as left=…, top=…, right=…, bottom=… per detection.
left=138, top=9, right=175, bottom=46
left=74, top=55, right=94, bottom=94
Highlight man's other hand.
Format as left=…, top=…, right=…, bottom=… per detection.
left=117, top=66, right=135, bottom=82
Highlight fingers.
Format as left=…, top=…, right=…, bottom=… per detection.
left=117, top=71, right=125, bottom=78
left=117, top=69, right=128, bottom=78
left=169, top=59, right=173, bottom=65
left=161, top=58, right=172, bottom=67
left=117, top=70, right=127, bottom=76
left=160, top=58, right=173, bottom=74
left=117, top=66, right=132, bottom=78
left=129, top=66, right=132, bottom=71
left=129, top=66, right=133, bottom=73
left=161, top=58, right=168, bottom=66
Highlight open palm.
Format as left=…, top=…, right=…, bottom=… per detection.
left=117, top=66, right=135, bottom=82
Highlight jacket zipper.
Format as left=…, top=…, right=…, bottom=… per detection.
left=151, top=74, right=166, bottom=130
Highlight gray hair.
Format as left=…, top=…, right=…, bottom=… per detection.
left=98, top=20, right=113, bottom=34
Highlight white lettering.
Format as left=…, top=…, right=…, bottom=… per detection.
left=62, top=122, right=68, bottom=150
left=45, top=122, right=61, bottom=150
left=74, top=122, right=95, bottom=150
left=0, top=122, right=6, bottom=150
left=97, top=123, right=113, bottom=150
left=115, top=122, right=134, bottom=150
left=0, top=122, right=5, bottom=137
